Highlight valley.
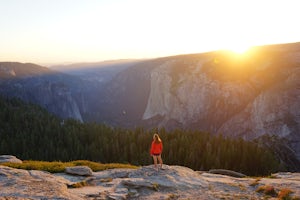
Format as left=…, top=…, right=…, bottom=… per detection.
left=0, top=42, right=299, bottom=171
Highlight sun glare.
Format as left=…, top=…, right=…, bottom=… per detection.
left=228, top=45, right=251, bottom=54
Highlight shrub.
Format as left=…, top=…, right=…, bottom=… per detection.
left=167, top=193, right=180, bottom=199
left=67, top=181, right=88, bottom=188
left=278, top=188, right=293, bottom=200
left=100, top=177, right=113, bottom=182
left=256, top=185, right=277, bottom=197
left=152, top=182, right=159, bottom=191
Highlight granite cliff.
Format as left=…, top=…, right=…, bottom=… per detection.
left=0, top=62, right=85, bottom=122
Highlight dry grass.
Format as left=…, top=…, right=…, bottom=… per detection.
left=0, top=160, right=138, bottom=173
left=100, top=177, right=113, bottom=182
left=256, top=185, right=277, bottom=197
left=167, top=193, right=180, bottom=200
left=152, top=182, right=159, bottom=191
left=278, top=188, right=293, bottom=200
left=238, top=183, right=246, bottom=191
left=67, top=181, right=88, bottom=188
left=249, top=178, right=261, bottom=187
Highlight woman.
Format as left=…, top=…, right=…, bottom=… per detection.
left=150, top=133, right=163, bottom=170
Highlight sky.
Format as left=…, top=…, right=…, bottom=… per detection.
left=0, top=0, right=300, bottom=65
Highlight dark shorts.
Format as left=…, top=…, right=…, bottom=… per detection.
left=152, top=154, right=161, bottom=156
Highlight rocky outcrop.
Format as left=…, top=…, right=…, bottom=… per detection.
left=1, top=165, right=299, bottom=199
left=0, top=165, right=80, bottom=199
left=0, top=155, right=22, bottom=164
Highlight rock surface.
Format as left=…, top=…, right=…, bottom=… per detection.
left=0, top=155, right=22, bottom=163
left=65, top=166, right=93, bottom=176
left=1, top=165, right=299, bottom=200
left=0, top=165, right=80, bottom=199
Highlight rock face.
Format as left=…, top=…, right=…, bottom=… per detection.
left=142, top=47, right=300, bottom=137
left=0, top=155, right=22, bottom=164
left=1, top=165, right=299, bottom=200
left=0, top=62, right=85, bottom=122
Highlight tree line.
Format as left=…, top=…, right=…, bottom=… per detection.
left=0, top=96, right=280, bottom=175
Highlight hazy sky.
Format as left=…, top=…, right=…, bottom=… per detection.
left=1, top=0, right=300, bottom=65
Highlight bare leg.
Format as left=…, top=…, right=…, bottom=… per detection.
left=157, top=155, right=163, bottom=168
left=152, top=155, right=158, bottom=170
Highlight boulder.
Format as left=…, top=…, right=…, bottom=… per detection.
left=208, top=169, right=247, bottom=178
left=0, top=155, right=22, bottom=163
left=65, top=166, right=93, bottom=176
left=0, top=165, right=81, bottom=199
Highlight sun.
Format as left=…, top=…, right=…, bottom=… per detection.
left=228, top=44, right=251, bottom=54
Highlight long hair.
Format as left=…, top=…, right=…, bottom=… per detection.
left=153, top=133, right=162, bottom=143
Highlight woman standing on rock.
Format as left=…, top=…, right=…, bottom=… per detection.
left=150, top=133, right=163, bottom=171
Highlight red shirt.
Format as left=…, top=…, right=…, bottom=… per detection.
left=150, top=141, right=163, bottom=155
